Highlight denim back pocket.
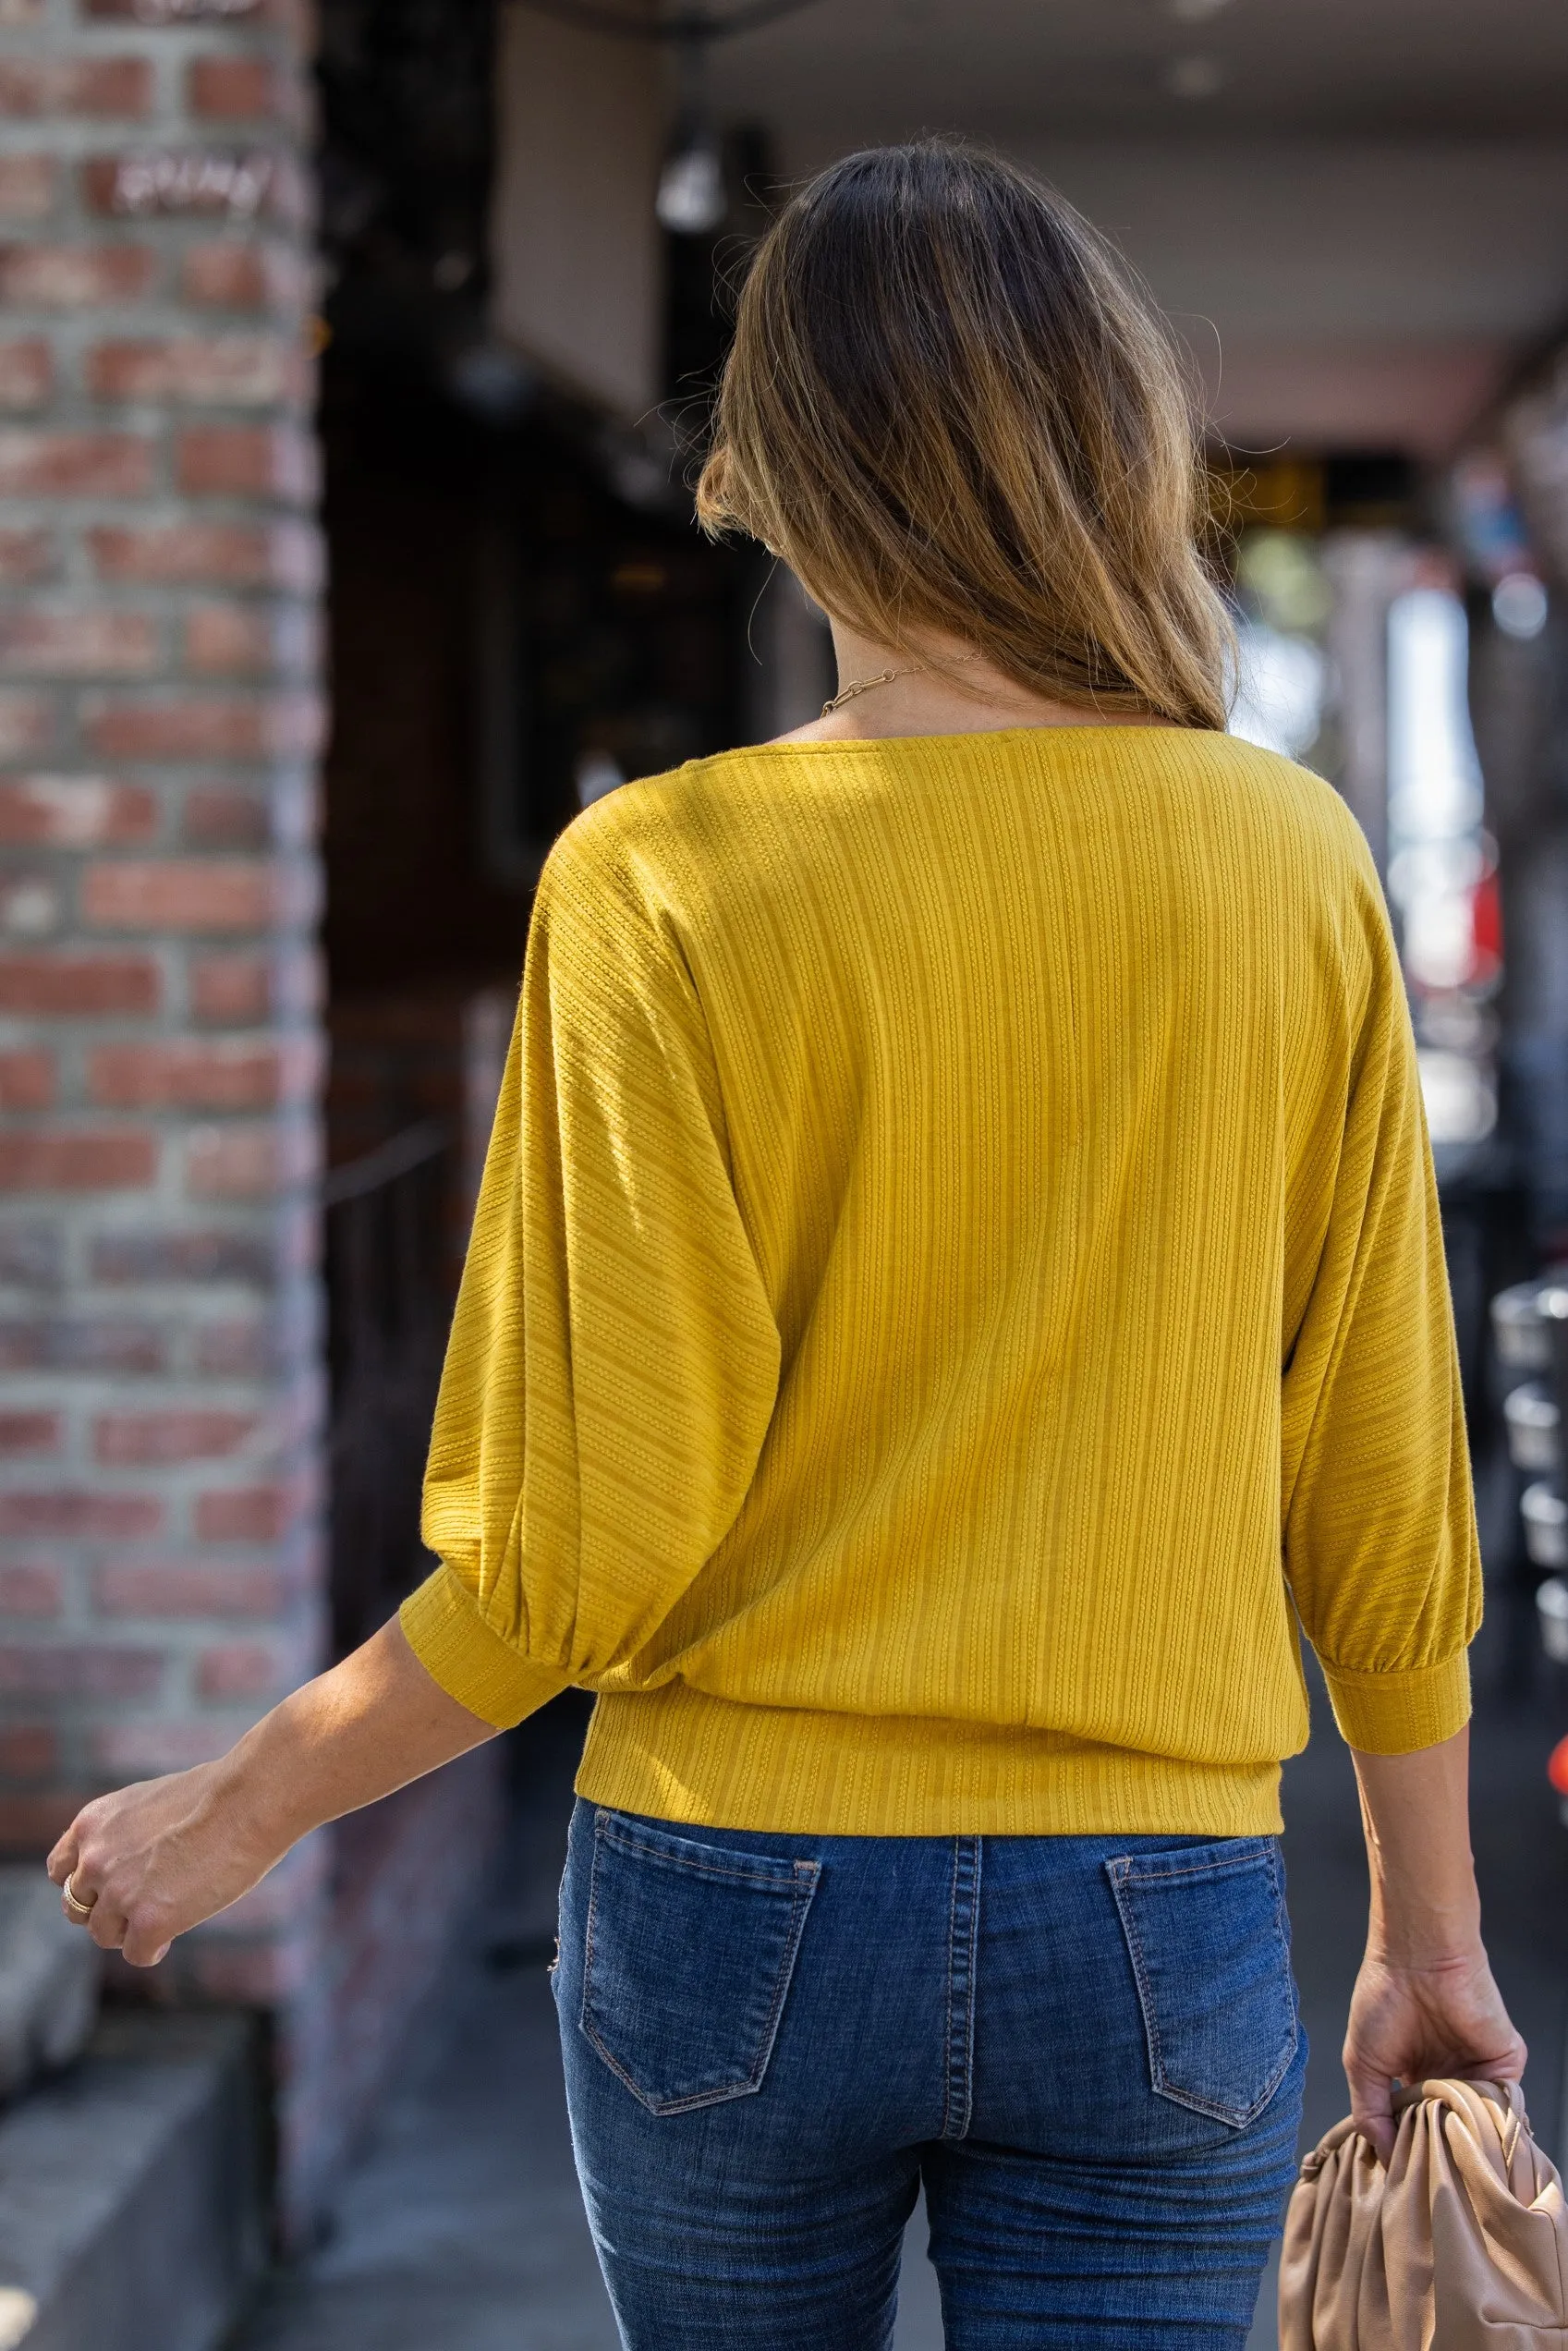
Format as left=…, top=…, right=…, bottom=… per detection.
left=580, top=1809, right=820, bottom=2116
left=1106, top=1837, right=1297, bottom=2128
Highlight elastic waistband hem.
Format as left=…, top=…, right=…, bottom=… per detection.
left=575, top=1684, right=1285, bottom=1838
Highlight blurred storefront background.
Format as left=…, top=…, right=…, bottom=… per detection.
left=3, top=0, right=1568, bottom=2289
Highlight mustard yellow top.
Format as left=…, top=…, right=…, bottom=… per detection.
left=401, top=726, right=1480, bottom=1837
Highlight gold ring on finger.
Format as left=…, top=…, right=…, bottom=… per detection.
left=62, top=1873, right=97, bottom=1921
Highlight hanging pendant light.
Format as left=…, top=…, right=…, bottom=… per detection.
left=655, top=26, right=726, bottom=235
left=656, top=134, right=727, bottom=234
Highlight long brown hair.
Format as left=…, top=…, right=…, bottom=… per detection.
left=697, top=139, right=1231, bottom=730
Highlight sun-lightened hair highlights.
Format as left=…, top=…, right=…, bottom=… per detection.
left=698, top=138, right=1233, bottom=732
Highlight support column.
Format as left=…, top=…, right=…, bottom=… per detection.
left=0, top=0, right=515, bottom=2235
left=0, top=0, right=327, bottom=2035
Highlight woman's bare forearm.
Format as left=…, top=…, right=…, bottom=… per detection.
left=1351, top=1726, right=1481, bottom=1964
left=48, top=1617, right=497, bottom=1965
left=221, top=1614, right=498, bottom=1851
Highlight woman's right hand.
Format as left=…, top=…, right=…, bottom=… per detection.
left=1343, top=1941, right=1526, bottom=2161
left=48, top=1754, right=284, bottom=1967
left=46, top=1617, right=494, bottom=1968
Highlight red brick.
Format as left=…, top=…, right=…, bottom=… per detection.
left=0, top=1560, right=64, bottom=1614
left=0, top=338, right=50, bottom=409
left=0, top=1493, right=162, bottom=1540
left=90, top=517, right=321, bottom=588
left=0, top=527, right=52, bottom=582
left=88, top=334, right=304, bottom=407
left=0, top=1638, right=162, bottom=1692
left=90, top=1718, right=237, bottom=1775
left=0, top=1793, right=92, bottom=1854
left=0, top=1050, right=54, bottom=1108
left=83, top=688, right=325, bottom=761
left=195, top=1478, right=305, bottom=1541
left=0, top=1131, right=155, bottom=1190
left=0, top=58, right=153, bottom=117
left=186, top=1117, right=314, bottom=1198
left=183, top=786, right=269, bottom=847
left=181, top=607, right=265, bottom=676
left=0, top=611, right=159, bottom=677
left=189, top=950, right=271, bottom=1020
left=180, top=238, right=308, bottom=313
left=81, top=148, right=298, bottom=225
left=0, top=1412, right=60, bottom=1456
left=0, top=967, right=98, bottom=1041
left=184, top=603, right=303, bottom=676
left=0, top=156, right=55, bottom=222
left=195, top=1316, right=281, bottom=1376
left=0, top=430, right=152, bottom=496
left=0, top=243, right=155, bottom=307
left=0, top=1725, right=57, bottom=1779
left=97, top=1560, right=286, bottom=1619
left=83, top=856, right=288, bottom=931
left=95, top=1407, right=257, bottom=1464
left=0, top=952, right=160, bottom=1014
left=188, top=55, right=298, bottom=124
left=0, top=692, right=54, bottom=758
left=0, top=1318, right=164, bottom=1372
left=0, top=777, right=156, bottom=847
left=176, top=421, right=316, bottom=502
left=90, top=1225, right=273, bottom=1282
left=181, top=243, right=261, bottom=309
left=196, top=1639, right=279, bottom=1698
left=91, top=1038, right=313, bottom=1110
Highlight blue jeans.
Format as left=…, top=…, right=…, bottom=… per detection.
left=555, top=1802, right=1307, bottom=2349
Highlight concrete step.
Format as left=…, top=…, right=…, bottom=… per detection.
left=0, top=1870, right=100, bottom=2107
left=0, top=2010, right=267, bottom=2351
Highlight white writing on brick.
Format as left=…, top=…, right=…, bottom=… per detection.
left=110, top=152, right=275, bottom=219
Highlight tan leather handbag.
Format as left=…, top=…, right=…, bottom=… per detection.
left=1279, top=2079, right=1568, bottom=2348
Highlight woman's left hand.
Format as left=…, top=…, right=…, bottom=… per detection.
left=48, top=1757, right=283, bottom=1967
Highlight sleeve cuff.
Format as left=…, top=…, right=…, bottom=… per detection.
left=1319, top=1650, right=1472, bottom=1754
left=399, top=1563, right=572, bottom=1731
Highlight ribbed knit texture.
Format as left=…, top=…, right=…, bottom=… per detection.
left=402, top=726, right=1480, bottom=1835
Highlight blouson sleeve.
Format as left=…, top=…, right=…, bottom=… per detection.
left=1280, top=866, right=1481, bottom=1756
left=399, top=810, right=782, bottom=1728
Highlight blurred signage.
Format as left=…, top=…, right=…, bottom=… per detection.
left=490, top=4, right=664, bottom=420
left=1386, top=581, right=1499, bottom=1145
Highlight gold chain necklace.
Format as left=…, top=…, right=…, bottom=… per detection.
left=820, top=652, right=979, bottom=717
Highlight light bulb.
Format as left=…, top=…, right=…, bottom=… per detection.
left=656, top=140, right=725, bottom=236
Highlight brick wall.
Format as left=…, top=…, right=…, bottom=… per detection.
left=0, top=0, right=501, bottom=2234
left=0, top=0, right=323, bottom=1864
